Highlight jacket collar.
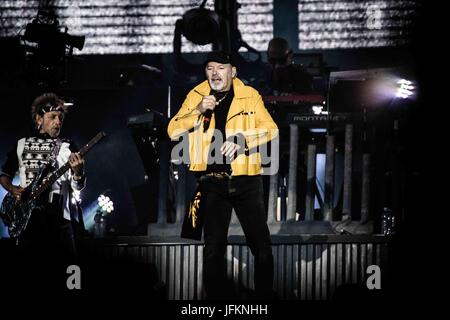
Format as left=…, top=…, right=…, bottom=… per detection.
left=193, top=77, right=253, bottom=99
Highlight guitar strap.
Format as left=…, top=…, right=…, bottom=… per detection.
left=48, top=138, right=62, bottom=169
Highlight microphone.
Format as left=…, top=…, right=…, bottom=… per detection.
left=203, top=109, right=213, bottom=132
left=203, top=91, right=226, bottom=132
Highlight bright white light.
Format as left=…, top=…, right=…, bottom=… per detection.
left=396, top=79, right=414, bottom=99
left=311, top=105, right=328, bottom=115
left=312, top=105, right=323, bottom=115
left=398, top=79, right=412, bottom=85
left=97, top=193, right=114, bottom=213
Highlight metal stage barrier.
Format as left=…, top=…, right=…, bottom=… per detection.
left=80, top=235, right=389, bottom=300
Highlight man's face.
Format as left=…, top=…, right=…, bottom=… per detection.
left=205, top=62, right=236, bottom=92
left=37, top=111, right=64, bottom=138
left=267, top=45, right=289, bottom=67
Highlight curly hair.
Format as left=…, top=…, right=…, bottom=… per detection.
left=30, top=93, right=67, bottom=126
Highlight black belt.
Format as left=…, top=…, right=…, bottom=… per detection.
left=198, top=171, right=231, bottom=182
left=205, top=172, right=231, bottom=179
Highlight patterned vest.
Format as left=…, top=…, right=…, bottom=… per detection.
left=21, top=137, right=55, bottom=185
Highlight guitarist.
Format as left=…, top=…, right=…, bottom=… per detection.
left=0, top=93, right=86, bottom=292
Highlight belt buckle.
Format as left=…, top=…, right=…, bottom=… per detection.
left=208, top=172, right=226, bottom=179
left=221, top=172, right=231, bottom=180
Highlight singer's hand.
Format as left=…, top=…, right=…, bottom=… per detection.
left=221, top=141, right=241, bottom=159
left=197, top=95, right=217, bottom=114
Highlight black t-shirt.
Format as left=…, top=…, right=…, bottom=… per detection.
left=205, top=87, right=235, bottom=174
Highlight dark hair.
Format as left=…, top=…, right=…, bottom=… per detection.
left=31, top=93, right=66, bottom=125
left=268, top=37, right=289, bottom=52
left=267, top=37, right=292, bottom=64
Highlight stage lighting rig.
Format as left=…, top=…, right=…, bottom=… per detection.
left=23, top=10, right=84, bottom=60
left=21, top=9, right=85, bottom=88
left=173, top=0, right=261, bottom=69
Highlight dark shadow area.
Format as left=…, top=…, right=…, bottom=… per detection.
left=80, top=259, right=166, bottom=300
left=331, top=283, right=385, bottom=303
left=0, top=238, right=166, bottom=303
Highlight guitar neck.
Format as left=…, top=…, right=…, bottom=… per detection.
left=30, top=132, right=105, bottom=200
left=31, top=163, right=71, bottom=200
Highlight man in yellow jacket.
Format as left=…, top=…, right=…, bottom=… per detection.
left=168, top=51, right=278, bottom=299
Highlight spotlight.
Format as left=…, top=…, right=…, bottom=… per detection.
left=23, top=19, right=85, bottom=53
left=64, top=33, right=85, bottom=51
left=20, top=9, right=85, bottom=87
left=396, top=79, right=414, bottom=99
left=181, top=7, right=221, bottom=45
left=173, top=0, right=221, bottom=59
left=98, top=194, right=114, bottom=213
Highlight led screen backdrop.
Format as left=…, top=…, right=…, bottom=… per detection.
left=0, top=0, right=273, bottom=54
left=298, top=0, right=420, bottom=49
left=0, top=0, right=419, bottom=53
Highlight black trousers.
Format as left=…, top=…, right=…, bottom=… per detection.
left=200, top=175, right=274, bottom=299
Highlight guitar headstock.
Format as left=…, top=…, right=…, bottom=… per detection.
left=79, top=131, right=106, bottom=156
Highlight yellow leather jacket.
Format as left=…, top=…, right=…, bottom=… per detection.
left=167, top=78, right=278, bottom=176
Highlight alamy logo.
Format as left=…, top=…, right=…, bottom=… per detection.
left=66, top=265, right=81, bottom=290
left=366, top=4, right=384, bottom=30
left=170, top=128, right=279, bottom=175
left=366, top=265, right=381, bottom=290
